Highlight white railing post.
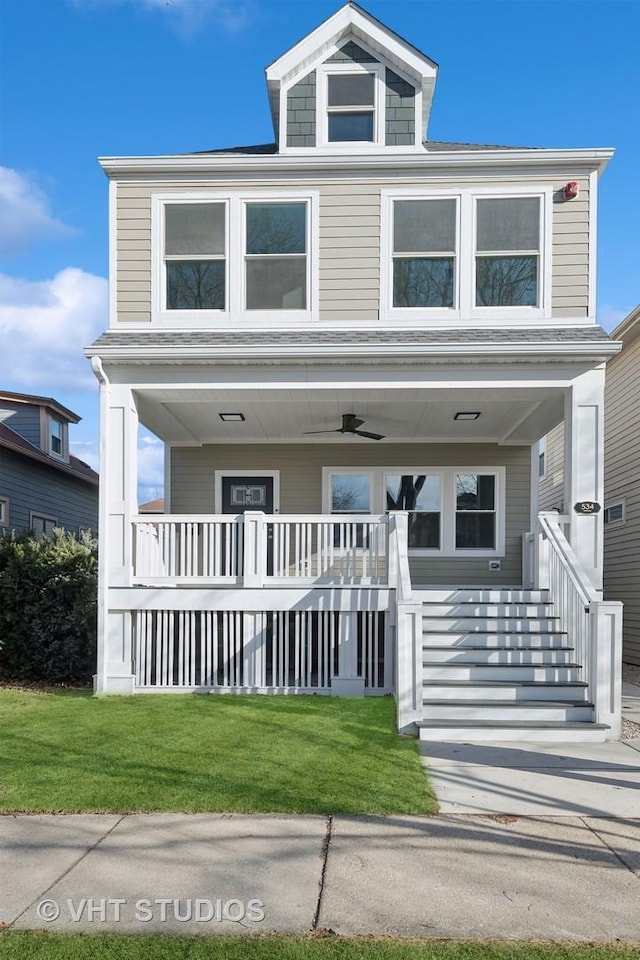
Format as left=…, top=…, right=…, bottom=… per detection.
left=242, top=512, right=265, bottom=587
left=588, top=600, right=623, bottom=737
left=537, top=526, right=550, bottom=590
left=333, top=610, right=365, bottom=696
left=396, top=601, right=423, bottom=734
left=387, top=512, right=400, bottom=588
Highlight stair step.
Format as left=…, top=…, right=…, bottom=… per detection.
left=421, top=700, right=594, bottom=722
left=423, top=681, right=587, bottom=701
left=422, top=663, right=580, bottom=682
left=423, top=618, right=561, bottom=633
left=422, top=632, right=568, bottom=647
left=418, top=720, right=610, bottom=743
left=414, top=589, right=550, bottom=603
left=422, top=603, right=554, bottom=617
left=422, top=647, right=575, bottom=664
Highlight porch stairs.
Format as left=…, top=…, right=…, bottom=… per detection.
left=415, top=589, right=610, bottom=742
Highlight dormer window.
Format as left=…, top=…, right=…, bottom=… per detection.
left=327, top=73, right=375, bottom=142
left=49, top=416, right=66, bottom=459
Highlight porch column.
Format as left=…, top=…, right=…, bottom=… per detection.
left=563, top=367, right=605, bottom=591
left=93, top=365, right=138, bottom=693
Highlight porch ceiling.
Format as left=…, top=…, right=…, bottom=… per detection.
left=135, top=386, right=565, bottom=446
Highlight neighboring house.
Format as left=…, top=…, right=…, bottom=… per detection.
left=540, top=305, right=640, bottom=666
left=0, top=391, right=99, bottom=537
left=86, top=2, right=623, bottom=740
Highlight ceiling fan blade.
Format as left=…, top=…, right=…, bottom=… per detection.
left=304, top=428, right=341, bottom=435
left=343, top=415, right=364, bottom=430
left=353, top=429, right=385, bottom=441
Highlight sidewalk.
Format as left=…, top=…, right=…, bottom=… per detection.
left=1, top=810, right=639, bottom=941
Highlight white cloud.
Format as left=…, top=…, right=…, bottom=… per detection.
left=0, top=168, right=74, bottom=256
left=0, top=268, right=108, bottom=390
left=70, top=440, right=100, bottom=472
left=70, top=0, right=250, bottom=34
left=598, top=304, right=633, bottom=334
left=70, top=432, right=165, bottom=504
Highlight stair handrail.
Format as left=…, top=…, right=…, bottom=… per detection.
left=537, top=512, right=597, bottom=604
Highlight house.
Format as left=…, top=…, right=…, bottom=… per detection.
left=0, top=390, right=99, bottom=537
left=86, top=1, right=623, bottom=741
left=541, top=305, right=640, bottom=667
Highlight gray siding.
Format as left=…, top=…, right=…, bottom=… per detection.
left=0, top=448, right=98, bottom=534
left=170, top=442, right=531, bottom=586
left=115, top=172, right=593, bottom=326
left=286, top=71, right=316, bottom=148
left=326, top=42, right=378, bottom=63
left=385, top=69, right=415, bottom=146
left=0, top=402, right=41, bottom=448
left=538, top=422, right=564, bottom=511
left=602, top=328, right=640, bottom=665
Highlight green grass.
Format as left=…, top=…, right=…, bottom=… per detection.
left=0, top=933, right=637, bottom=960
left=0, top=688, right=435, bottom=815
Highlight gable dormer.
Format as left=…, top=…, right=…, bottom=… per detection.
left=266, top=2, right=437, bottom=153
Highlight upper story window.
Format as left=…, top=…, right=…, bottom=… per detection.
left=383, top=187, right=550, bottom=322
left=475, top=198, right=540, bottom=307
left=327, top=73, right=375, bottom=142
left=48, top=416, right=67, bottom=459
left=155, top=193, right=317, bottom=324
left=165, top=203, right=226, bottom=310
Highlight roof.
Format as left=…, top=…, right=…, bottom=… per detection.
left=0, top=421, right=98, bottom=486
left=611, top=305, right=640, bottom=345
left=139, top=498, right=165, bottom=513
left=0, top=390, right=81, bottom=424
left=190, top=139, right=529, bottom=156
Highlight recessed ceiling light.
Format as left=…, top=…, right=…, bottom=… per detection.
left=219, top=413, right=245, bottom=422
left=454, top=412, right=481, bottom=421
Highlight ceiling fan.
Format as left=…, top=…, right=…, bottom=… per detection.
left=306, top=413, right=385, bottom=441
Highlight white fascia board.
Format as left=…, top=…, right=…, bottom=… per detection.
left=98, top=147, right=615, bottom=178
left=86, top=341, right=622, bottom=364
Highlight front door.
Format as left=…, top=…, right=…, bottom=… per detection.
left=219, top=474, right=277, bottom=576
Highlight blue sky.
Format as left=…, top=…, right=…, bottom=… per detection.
left=1, top=0, right=639, bottom=501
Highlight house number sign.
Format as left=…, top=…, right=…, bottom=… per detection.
left=574, top=501, right=601, bottom=514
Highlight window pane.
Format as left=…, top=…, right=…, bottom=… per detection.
left=456, top=513, right=495, bottom=549
left=408, top=512, right=440, bottom=549
left=331, top=475, right=371, bottom=513
left=393, top=258, right=454, bottom=307
left=246, top=203, right=306, bottom=255
left=165, top=203, right=225, bottom=256
left=328, top=112, right=374, bottom=142
left=456, top=475, right=495, bottom=511
left=246, top=258, right=306, bottom=309
left=51, top=419, right=63, bottom=454
left=386, top=475, right=440, bottom=512
left=476, top=255, right=538, bottom=306
left=328, top=73, right=375, bottom=106
left=476, top=198, right=540, bottom=251
left=394, top=200, right=456, bottom=253
left=167, top=261, right=225, bottom=310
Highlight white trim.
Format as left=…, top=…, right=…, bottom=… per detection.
left=0, top=496, right=8, bottom=526
left=588, top=168, right=598, bottom=321
left=381, top=185, right=554, bottom=323
left=529, top=443, right=539, bottom=532
left=322, top=465, right=506, bottom=557
left=164, top=444, right=172, bottom=513
left=316, top=61, right=386, bottom=149
left=214, top=470, right=280, bottom=514
left=152, top=191, right=318, bottom=326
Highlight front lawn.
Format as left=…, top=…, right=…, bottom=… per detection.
left=0, top=688, right=435, bottom=814
left=1, top=933, right=637, bottom=960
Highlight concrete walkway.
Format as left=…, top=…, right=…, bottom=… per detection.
left=1, top=811, right=639, bottom=941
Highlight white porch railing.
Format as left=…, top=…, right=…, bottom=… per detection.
left=529, top=512, right=622, bottom=735
left=132, top=513, right=388, bottom=586
left=388, top=512, right=423, bottom=734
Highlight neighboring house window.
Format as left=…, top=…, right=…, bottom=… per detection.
left=164, top=202, right=226, bottom=310
left=382, top=188, right=549, bottom=320
left=475, top=197, right=540, bottom=307
left=49, top=416, right=66, bottom=458
left=31, top=514, right=56, bottom=539
left=245, top=202, right=307, bottom=309
left=327, top=72, right=376, bottom=142
left=156, top=193, right=316, bottom=321
left=604, top=502, right=625, bottom=525
left=323, top=466, right=504, bottom=556
left=392, top=199, right=456, bottom=308
left=0, top=497, right=8, bottom=526
left=538, top=436, right=546, bottom=478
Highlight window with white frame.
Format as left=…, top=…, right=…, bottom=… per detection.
left=157, top=194, right=314, bottom=320
left=392, top=199, right=456, bottom=308
left=0, top=497, right=8, bottom=526
left=327, top=72, right=376, bottom=142
left=49, top=416, right=66, bottom=458
left=383, top=189, right=549, bottom=318
left=324, top=467, right=504, bottom=556
left=604, top=502, right=625, bottom=525
left=164, top=202, right=226, bottom=310
left=475, top=197, right=540, bottom=307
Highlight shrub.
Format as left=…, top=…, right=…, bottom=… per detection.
left=0, top=529, right=98, bottom=682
